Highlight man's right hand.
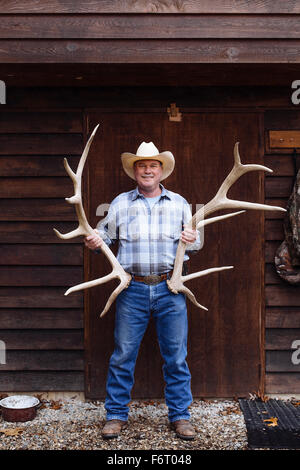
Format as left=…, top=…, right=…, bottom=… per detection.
left=84, top=229, right=103, bottom=250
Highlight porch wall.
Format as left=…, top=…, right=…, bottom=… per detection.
left=0, top=105, right=85, bottom=391
left=0, top=86, right=299, bottom=394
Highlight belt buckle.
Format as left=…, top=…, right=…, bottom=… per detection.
left=143, top=274, right=161, bottom=285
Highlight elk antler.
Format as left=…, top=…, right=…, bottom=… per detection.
left=167, top=142, right=286, bottom=310
left=53, top=124, right=131, bottom=317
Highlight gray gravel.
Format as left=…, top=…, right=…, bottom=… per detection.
left=0, top=397, right=248, bottom=450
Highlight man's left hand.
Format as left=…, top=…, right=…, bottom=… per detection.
left=181, top=225, right=197, bottom=244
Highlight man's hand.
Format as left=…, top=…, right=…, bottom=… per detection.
left=84, top=229, right=103, bottom=250
left=181, top=225, right=197, bottom=244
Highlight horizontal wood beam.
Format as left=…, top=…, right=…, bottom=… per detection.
left=1, top=14, right=300, bottom=39
left=0, top=287, right=83, bottom=308
left=265, top=176, right=294, bottom=198
left=0, top=350, right=84, bottom=370
left=1, top=39, right=300, bottom=63
left=266, top=351, right=300, bottom=372
left=0, top=245, right=82, bottom=265
left=0, top=112, right=82, bottom=133
left=0, top=177, right=73, bottom=198
left=266, top=285, right=300, bottom=306
left=0, top=134, right=82, bottom=155
left=0, top=156, right=80, bottom=177
left=0, top=308, right=83, bottom=329
left=0, top=371, right=84, bottom=391
left=0, top=222, right=79, bottom=243
left=265, top=220, right=284, bottom=241
left=0, top=64, right=300, bottom=87
left=0, top=266, right=83, bottom=286
left=264, top=155, right=295, bottom=177
left=265, top=199, right=287, bottom=219
left=0, top=85, right=293, bottom=107
left=0, top=0, right=298, bottom=14
left=266, top=328, right=300, bottom=349
left=266, top=308, right=300, bottom=328
left=0, top=329, right=84, bottom=349
left=266, top=373, right=300, bottom=393
left=0, top=199, right=77, bottom=221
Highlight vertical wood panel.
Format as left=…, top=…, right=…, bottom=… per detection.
left=86, top=110, right=262, bottom=398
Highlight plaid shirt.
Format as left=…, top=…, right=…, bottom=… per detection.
left=96, top=184, right=201, bottom=276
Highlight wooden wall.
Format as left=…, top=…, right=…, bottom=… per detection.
left=0, top=109, right=85, bottom=391
left=1, top=86, right=300, bottom=395
left=0, top=0, right=300, bottom=396
left=0, top=0, right=300, bottom=67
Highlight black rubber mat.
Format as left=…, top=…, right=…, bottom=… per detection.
left=239, top=398, right=300, bottom=449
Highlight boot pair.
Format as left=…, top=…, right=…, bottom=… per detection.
left=102, top=419, right=195, bottom=440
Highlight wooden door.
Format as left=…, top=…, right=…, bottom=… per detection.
left=85, top=110, right=264, bottom=398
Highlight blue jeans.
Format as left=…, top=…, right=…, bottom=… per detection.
left=105, top=278, right=193, bottom=423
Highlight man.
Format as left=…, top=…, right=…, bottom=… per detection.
left=85, top=142, right=200, bottom=440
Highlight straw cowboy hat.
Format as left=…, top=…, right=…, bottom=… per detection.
left=121, top=142, right=175, bottom=181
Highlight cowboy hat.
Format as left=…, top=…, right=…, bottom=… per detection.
left=121, top=142, right=175, bottom=181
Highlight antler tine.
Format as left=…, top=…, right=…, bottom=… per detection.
left=202, top=142, right=285, bottom=218
left=176, top=266, right=234, bottom=311
left=182, top=265, right=234, bottom=284
left=196, top=210, right=246, bottom=230
left=167, top=142, right=286, bottom=310
left=54, top=124, right=131, bottom=317
left=179, top=285, right=209, bottom=311
left=54, top=124, right=100, bottom=239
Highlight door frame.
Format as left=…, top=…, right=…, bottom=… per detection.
left=83, top=107, right=266, bottom=398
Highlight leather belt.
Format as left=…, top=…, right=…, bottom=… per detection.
left=132, top=271, right=173, bottom=285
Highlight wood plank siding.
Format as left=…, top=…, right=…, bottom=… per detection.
left=0, top=110, right=85, bottom=391
left=0, top=1, right=300, bottom=65
left=1, top=1, right=300, bottom=13
left=264, top=110, right=300, bottom=394
left=0, top=0, right=299, bottom=395
left=0, top=86, right=299, bottom=395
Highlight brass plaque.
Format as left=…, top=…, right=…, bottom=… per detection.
left=269, top=130, right=300, bottom=148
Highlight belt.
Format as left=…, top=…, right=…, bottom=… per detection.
left=132, top=271, right=173, bottom=285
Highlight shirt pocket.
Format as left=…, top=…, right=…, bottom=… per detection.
left=160, top=230, right=178, bottom=241
left=158, top=207, right=182, bottom=241
left=120, top=212, right=149, bottom=241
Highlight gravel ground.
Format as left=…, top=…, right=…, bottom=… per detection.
left=0, top=397, right=248, bottom=451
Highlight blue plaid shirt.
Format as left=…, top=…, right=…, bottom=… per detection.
left=96, top=184, right=201, bottom=276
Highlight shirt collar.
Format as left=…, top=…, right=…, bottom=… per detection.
left=131, top=183, right=172, bottom=201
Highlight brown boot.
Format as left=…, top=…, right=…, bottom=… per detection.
left=171, top=419, right=196, bottom=440
left=102, top=419, right=127, bottom=439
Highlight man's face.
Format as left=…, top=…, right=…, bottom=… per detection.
left=134, top=159, right=163, bottom=192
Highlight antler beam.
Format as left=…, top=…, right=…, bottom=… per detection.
left=54, top=124, right=131, bottom=317
left=167, top=142, right=286, bottom=310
